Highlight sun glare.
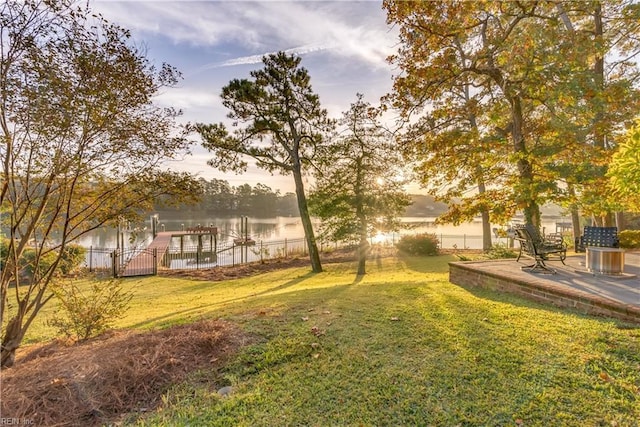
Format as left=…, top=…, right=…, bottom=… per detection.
left=371, top=232, right=387, bottom=244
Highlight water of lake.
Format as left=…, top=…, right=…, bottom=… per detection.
left=77, top=215, right=569, bottom=251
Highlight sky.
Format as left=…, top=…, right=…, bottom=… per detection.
left=92, top=0, right=401, bottom=194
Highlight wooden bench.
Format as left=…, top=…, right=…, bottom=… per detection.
left=514, top=224, right=567, bottom=274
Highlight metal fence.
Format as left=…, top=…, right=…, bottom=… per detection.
left=84, top=233, right=510, bottom=276
left=84, top=247, right=115, bottom=274
left=114, top=248, right=157, bottom=277
left=83, top=246, right=158, bottom=277
left=163, top=238, right=312, bottom=270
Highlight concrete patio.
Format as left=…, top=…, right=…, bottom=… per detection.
left=449, top=251, right=640, bottom=324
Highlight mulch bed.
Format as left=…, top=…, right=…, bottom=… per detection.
left=158, top=247, right=366, bottom=281
left=1, top=320, right=248, bottom=426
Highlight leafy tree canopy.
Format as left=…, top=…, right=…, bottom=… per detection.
left=384, top=0, right=640, bottom=230
left=608, top=119, right=640, bottom=212
left=0, top=0, right=198, bottom=367
left=310, top=94, right=411, bottom=274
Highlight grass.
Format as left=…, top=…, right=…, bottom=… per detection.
left=22, top=254, right=640, bottom=426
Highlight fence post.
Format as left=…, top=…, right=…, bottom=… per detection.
left=153, top=248, right=158, bottom=275
left=284, top=238, right=288, bottom=259
left=112, top=249, right=118, bottom=278
left=89, top=246, right=93, bottom=272
left=260, top=240, right=263, bottom=263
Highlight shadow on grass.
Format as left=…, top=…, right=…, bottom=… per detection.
left=129, top=271, right=322, bottom=329
left=397, top=252, right=457, bottom=274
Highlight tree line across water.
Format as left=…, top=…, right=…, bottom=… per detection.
left=155, top=178, right=449, bottom=218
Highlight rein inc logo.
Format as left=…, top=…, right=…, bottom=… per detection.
left=0, top=419, right=34, bottom=426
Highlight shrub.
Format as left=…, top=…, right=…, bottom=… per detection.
left=59, top=244, right=86, bottom=274
left=396, top=233, right=439, bottom=256
left=48, top=278, right=134, bottom=341
left=19, top=248, right=58, bottom=280
left=619, top=230, right=640, bottom=249
left=0, top=236, right=10, bottom=271
left=2, top=241, right=85, bottom=281
left=484, top=244, right=518, bottom=259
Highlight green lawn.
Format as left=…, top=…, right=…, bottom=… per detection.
left=26, top=254, right=640, bottom=426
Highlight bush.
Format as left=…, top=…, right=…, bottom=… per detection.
left=484, top=244, right=518, bottom=259
left=2, top=241, right=85, bottom=280
left=396, top=233, right=439, bottom=256
left=59, top=244, right=86, bottom=274
left=619, top=230, right=640, bottom=249
left=20, top=248, right=58, bottom=280
left=0, top=236, right=11, bottom=271
left=48, top=278, right=134, bottom=341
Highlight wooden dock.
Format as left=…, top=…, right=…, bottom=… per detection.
left=120, top=230, right=217, bottom=277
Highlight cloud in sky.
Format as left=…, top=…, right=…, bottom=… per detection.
left=94, top=1, right=396, bottom=67
left=92, top=0, right=399, bottom=192
left=213, top=42, right=335, bottom=68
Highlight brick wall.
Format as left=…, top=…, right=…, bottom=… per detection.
left=449, top=262, right=640, bottom=324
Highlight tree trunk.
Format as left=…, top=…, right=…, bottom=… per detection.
left=567, top=184, right=582, bottom=252
left=1, top=315, right=25, bottom=368
left=468, top=104, right=491, bottom=252
left=357, top=233, right=368, bottom=276
left=475, top=171, right=492, bottom=252
left=603, top=213, right=615, bottom=227
left=615, top=212, right=625, bottom=231
left=592, top=4, right=616, bottom=229
left=292, top=166, right=322, bottom=273
left=510, top=96, right=540, bottom=227
left=356, top=197, right=368, bottom=276
left=481, top=209, right=492, bottom=252
left=1, top=288, right=49, bottom=368
left=571, top=210, right=582, bottom=251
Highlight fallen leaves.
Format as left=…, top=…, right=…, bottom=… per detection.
left=599, top=372, right=612, bottom=382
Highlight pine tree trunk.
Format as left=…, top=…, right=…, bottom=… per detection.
left=357, top=235, right=367, bottom=276
left=292, top=167, right=322, bottom=273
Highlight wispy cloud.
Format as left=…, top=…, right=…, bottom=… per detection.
left=92, top=1, right=398, bottom=191
left=204, top=42, right=335, bottom=69
left=93, top=1, right=397, bottom=68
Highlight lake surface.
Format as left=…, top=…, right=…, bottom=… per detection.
left=77, top=215, right=569, bottom=251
